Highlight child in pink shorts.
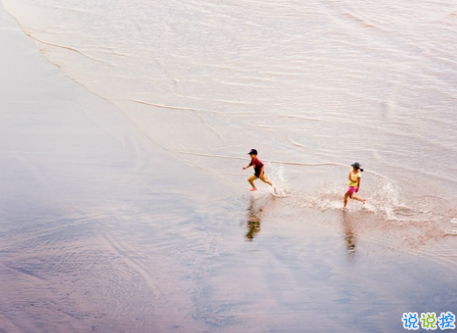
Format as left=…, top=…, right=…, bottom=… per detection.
left=343, top=162, right=366, bottom=209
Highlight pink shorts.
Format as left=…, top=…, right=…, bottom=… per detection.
left=347, top=186, right=357, bottom=194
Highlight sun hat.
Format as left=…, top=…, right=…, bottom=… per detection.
left=351, top=162, right=364, bottom=172
left=248, top=149, right=258, bottom=155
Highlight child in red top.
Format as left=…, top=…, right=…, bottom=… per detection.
left=242, top=149, right=275, bottom=192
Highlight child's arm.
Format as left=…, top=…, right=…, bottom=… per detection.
left=242, top=163, right=252, bottom=170
left=356, top=177, right=361, bottom=192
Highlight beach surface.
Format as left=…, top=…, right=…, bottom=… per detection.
left=1, top=1, right=457, bottom=332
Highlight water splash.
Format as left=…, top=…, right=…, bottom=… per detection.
left=266, top=164, right=290, bottom=197
left=292, top=176, right=454, bottom=225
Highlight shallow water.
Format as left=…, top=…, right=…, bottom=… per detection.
left=3, top=0, right=457, bottom=204
left=1, top=0, right=457, bottom=332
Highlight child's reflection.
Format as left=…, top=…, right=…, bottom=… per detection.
left=342, top=211, right=357, bottom=259
left=245, top=197, right=262, bottom=241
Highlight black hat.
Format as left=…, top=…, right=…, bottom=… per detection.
left=351, top=162, right=364, bottom=172
left=248, top=149, right=258, bottom=155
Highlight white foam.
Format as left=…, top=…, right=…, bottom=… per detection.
left=363, top=202, right=377, bottom=213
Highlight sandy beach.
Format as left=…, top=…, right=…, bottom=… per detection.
left=1, top=1, right=457, bottom=332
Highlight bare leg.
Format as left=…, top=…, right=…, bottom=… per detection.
left=248, top=175, right=257, bottom=191
left=344, top=192, right=366, bottom=207
left=259, top=175, right=277, bottom=192
left=351, top=195, right=366, bottom=204
left=343, top=191, right=350, bottom=208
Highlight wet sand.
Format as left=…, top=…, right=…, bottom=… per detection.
left=1, top=3, right=457, bottom=333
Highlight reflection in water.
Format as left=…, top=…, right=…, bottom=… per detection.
left=342, top=211, right=357, bottom=260
left=245, top=197, right=262, bottom=241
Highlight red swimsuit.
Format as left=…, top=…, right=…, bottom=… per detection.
left=249, top=158, right=264, bottom=177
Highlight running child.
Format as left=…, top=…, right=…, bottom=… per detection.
left=343, top=162, right=366, bottom=209
left=242, top=149, right=276, bottom=192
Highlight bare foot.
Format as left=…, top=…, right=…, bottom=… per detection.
left=249, top=188, right=257, bottom=192
left=341, top=206, right=348, bottom=211
left=362, top=199, right=366, bottom=204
